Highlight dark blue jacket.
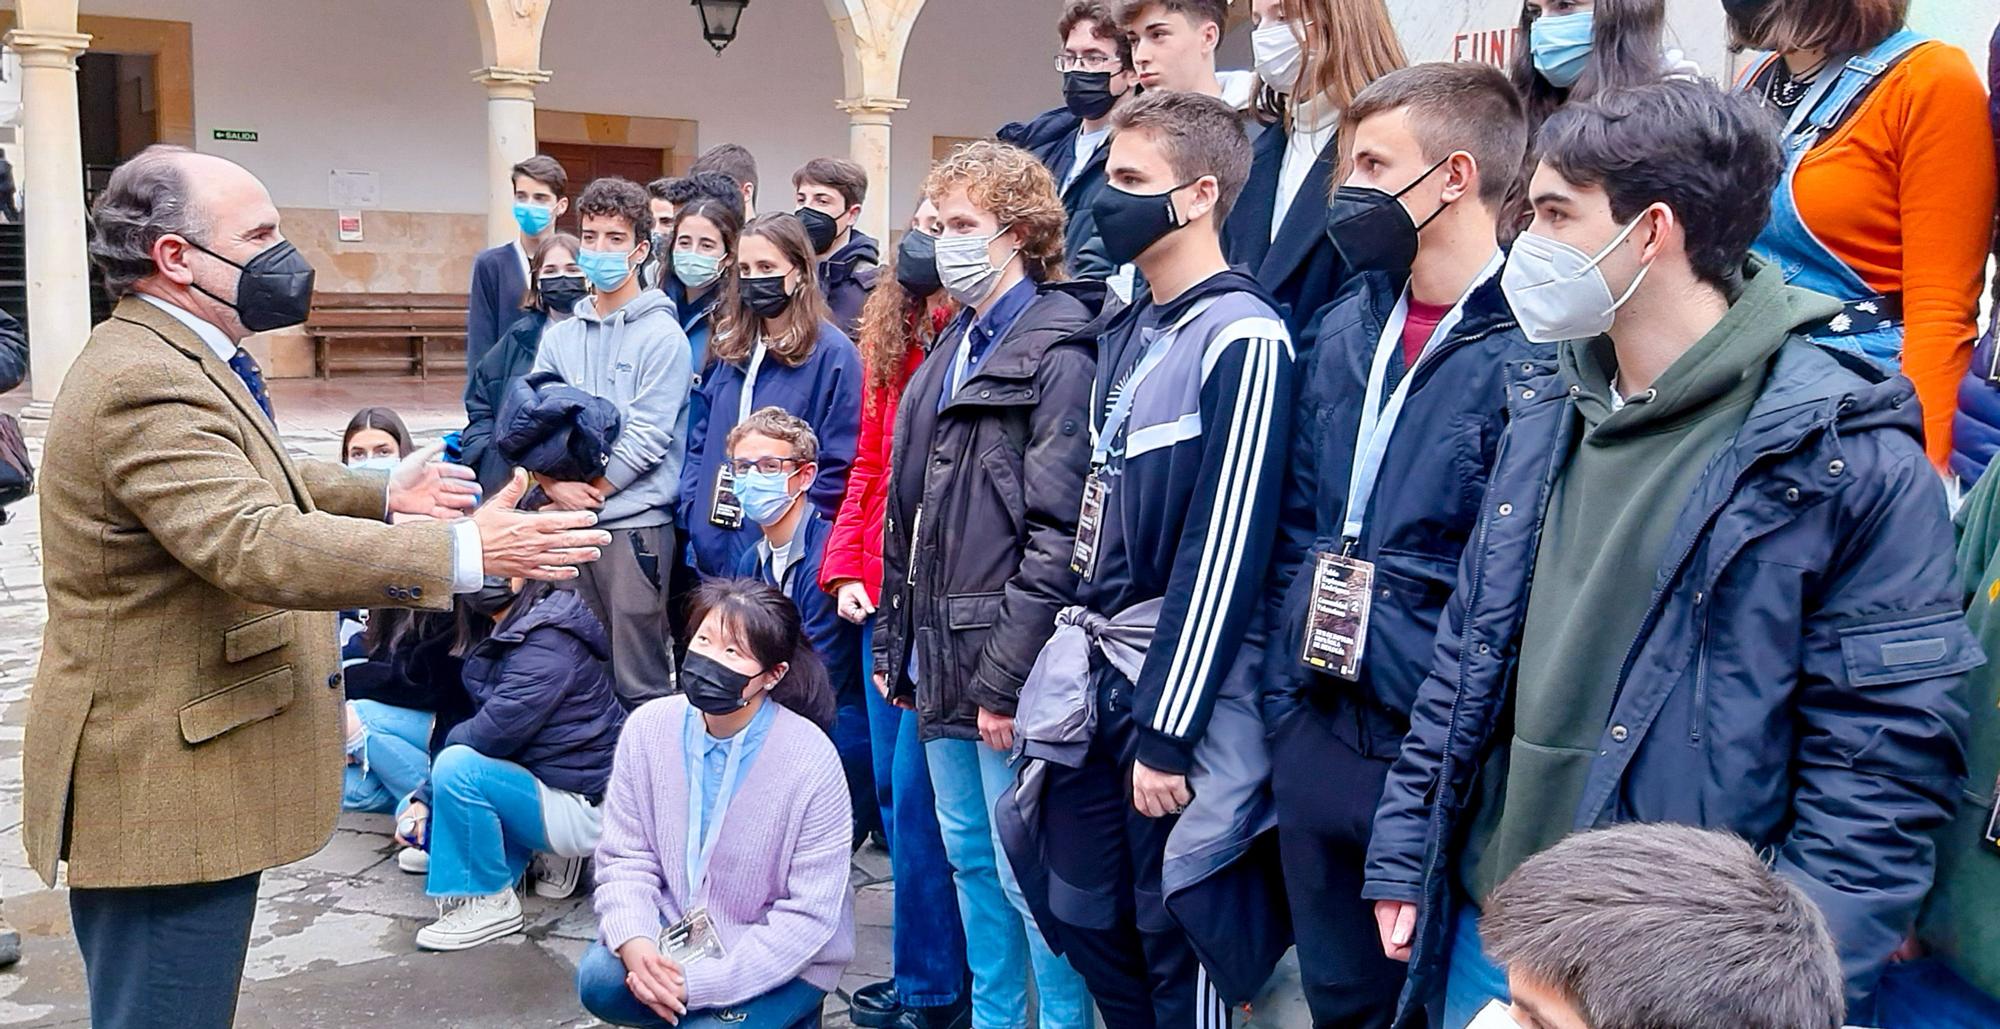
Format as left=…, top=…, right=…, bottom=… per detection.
left=424, top=587, right=626, bottom=805
left=678, top=321, right=863, bottom=576
left=463, top=309, right=549, bottom=494
left=1947, top=23, right=2000, bottom=484
left=495, top=371, right=624, bottom=483
left=1221, top=125, right=1346, bottom=352
left=734, top=510, right=861, bottom=706
left=667, top=277, right=723, bottom=449
left=1363, top=337, right=1982, bottom=1020
left=1000, top=107, right=1117, bottom=281
left=820, top=230, right=880, bottom=342
left=1265, top=265, right=1543, bottom=730
left=466, top=242, right=528, bottom=396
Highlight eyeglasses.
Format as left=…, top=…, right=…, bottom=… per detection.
left=1054, top=53, right=1123, bottom=73
left=727, top=456, right=802, bottom=476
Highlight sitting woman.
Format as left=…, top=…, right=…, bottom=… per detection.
left=577, top=578, right=852, bottom=1029
left=397, top=578, right=627, bottom=952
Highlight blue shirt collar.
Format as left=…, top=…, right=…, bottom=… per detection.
left=971, top=277, right=1038, bottom=350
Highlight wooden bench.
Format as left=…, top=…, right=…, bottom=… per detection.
left=305, top=292, right=470, bottom=379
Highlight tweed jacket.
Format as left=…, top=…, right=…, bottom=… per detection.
left=23, top=295, right=457, bottom=888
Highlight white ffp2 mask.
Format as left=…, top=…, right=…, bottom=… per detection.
left=1501, top=211, right=1655, bottom=344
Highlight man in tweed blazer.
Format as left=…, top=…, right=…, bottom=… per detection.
left=21, top=146, right=613, bottom=1029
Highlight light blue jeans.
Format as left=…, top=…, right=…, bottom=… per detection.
left=422, top=744, right=551, bottom=898
left=925, top=737, right=1092, bottom=1029
left=343, top=700, right=433, bottom=814
left=1444, top=904, right=1509, bottom=1029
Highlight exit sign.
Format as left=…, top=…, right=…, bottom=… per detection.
left=212, top=129, right=258, bottom=143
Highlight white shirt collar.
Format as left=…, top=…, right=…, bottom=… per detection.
left=138, top=292, right=238, bottom=363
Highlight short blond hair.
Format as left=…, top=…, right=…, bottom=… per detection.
left=924, top=141, right=1069, bottom=284
left=725, top=406, right=819, bottom=465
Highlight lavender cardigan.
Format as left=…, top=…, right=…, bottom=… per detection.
left=593, top=696, right=855, bottom=1006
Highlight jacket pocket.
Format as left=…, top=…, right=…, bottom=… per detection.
left=1838, top=612, right=1984, bottom=688
left=978, top=443, right=1027, bottom=537
left=946, top=591, right=1006, bottom=631
left=223, top=611, right=292, bottom=664
left=179, top=666, right=296, bottom=745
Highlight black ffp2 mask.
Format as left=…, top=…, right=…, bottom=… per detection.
left=682, top=650, right=756, bottom=715
left=895, top=230, right=942, bottom=297
left=1324, top=155, right=1453, bottom=277
left=187, top=238, right=317, bottom=332
left=795, top=207, right=842, bottom=254
left=740, top=274, right=796, bottom=319
left=1090, top=179, right=1198, bottom=267
left=1063, top=71, right=1120, bottom=120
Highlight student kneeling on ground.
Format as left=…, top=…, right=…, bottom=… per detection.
left=578, top=579, right=854, bottom=1029
left=397, top=573, right=627, bottom=951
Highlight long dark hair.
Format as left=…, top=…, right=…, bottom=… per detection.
left=341, top=407, right=415, bottom=459
left=1510, top=0, right=1667, bottom=133
left=686, top=578, right=835, bottom=733
left=713, top=214, right=835, bottom=367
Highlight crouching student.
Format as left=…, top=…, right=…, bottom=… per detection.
left=578, top=579, right=854, bottom=1029
left=398, top=576, right=627, bottom=951
left=728, top=407, right=878, bottom=847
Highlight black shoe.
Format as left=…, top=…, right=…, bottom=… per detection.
left=886, top=994, right=971, bottom=1029
left=850, top=981, right=902, bottom=1028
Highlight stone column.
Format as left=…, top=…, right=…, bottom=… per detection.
left=474, top=66, right=551, bottom=246
left=836, top=96, right=908, bottom=245
left=3, top=26, right=92, bottom=415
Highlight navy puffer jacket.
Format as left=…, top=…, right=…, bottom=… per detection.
left=420, top=587, right=625, bottom=805
left=495, top=371, right=624, bottom=482
left=1947, top=23, right=2000, bottom=484
left=1364, top=326, right=1982, bottom=1021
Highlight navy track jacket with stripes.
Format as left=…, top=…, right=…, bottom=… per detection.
left=1081, top=268, right=1295, bottom=774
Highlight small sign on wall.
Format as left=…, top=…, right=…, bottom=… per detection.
left=337, top=210, right=364, bottom=243
left=212, top=129, right=258, bottom=143
left=328, top=169, right=380, bottom=209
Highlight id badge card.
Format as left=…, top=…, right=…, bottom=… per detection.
left=1071, top=472, right=1108, bottom=580
left=709, top=462, right=743, bottom=529
left=1299, top=549, right=1374, bottom=680
left=1984, top=775, right=2000, bottom=854
left=661, top=907, right=727, bottom=965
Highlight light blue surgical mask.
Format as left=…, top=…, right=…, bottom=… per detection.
left=578, top=246, right=638, bottom=292
left=736, top=469, right=804, bottom=526
left=350, top=455, right=399, bottom=473
left=1530, top=10, right=1594, bottom=89
left=674, top=250, right=724, bottom=291
left=512, top=202, right=554, bottom=236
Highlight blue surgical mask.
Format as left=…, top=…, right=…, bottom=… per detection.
left=512, top=202, right=554, bottom=236
left=1530, top=10, right=1594, bottom=89
left=578, top=246, right=638, bottom=292
left=736, top=469, right=803, bottom=526
left=675, top=251, right=724, bottom=290
left=350, top=455, right=399, bottom=473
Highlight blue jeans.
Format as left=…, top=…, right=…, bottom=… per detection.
left=343, top=699, right=433, bottom=814
left=1443, top=904, right=1509, bottom=1029
left=576, top=940, right=826, bottom=1028
left=1875, top=958, right=2000, bottom=1028
left=861, top=622, right=967, bottom=1008
left=424, top=745, right=551, bottom=897
left=926, top=737, right=1092, bottom=1029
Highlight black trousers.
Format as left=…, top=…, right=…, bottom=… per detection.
left=1270, top=694, right=1409, bottom=1028
left=1042, top=674, right=1228, bottom=1029
left=70, top=872, right=263, bottom=1029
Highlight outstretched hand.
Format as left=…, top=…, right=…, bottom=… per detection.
left=472, top=470, right=612, bottom=581
left=387, top=441, right=481, bottom=519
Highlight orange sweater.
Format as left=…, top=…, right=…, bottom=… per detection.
left=1778, top=41, right=1997, bottom=467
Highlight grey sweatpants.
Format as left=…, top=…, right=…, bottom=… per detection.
left=572, top=524, right=677, bottom=708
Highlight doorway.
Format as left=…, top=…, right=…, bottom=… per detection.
left=77, top=51, right=160, bottom=324
left=536, top=141, right=668, bottom=233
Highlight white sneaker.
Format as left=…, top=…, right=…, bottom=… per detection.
left=414, top=888, right=523, bottom=951
left=530, top=853, right=584, bottom=899
left=396, top=847, right=430, bottom=875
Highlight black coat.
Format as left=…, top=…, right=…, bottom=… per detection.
left=495, top=370, right=624, bottom=483
left=425, top=587, right=626, bottom=804
left=1222, top=126, right=1345, bottom=351
left=876, top=280, right=1106, bottom=739
left=461, top=309, right=549, bottom=494
left=1001, top=107, right=1117, bottom=282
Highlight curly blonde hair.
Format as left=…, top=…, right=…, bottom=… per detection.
left=922, top=141, right=1069, bottom=285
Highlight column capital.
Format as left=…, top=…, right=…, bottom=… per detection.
left=835, top=95, right=910, bottom=120
left=472, top=65, right=551, bottom=100
left=4, top=29, right=92, bottom=68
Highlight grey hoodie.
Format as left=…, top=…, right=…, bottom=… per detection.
left=530, top=288, right=692, bottom=529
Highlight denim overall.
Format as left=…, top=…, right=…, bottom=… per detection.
left=1749, top=29, right=1927, bottom=366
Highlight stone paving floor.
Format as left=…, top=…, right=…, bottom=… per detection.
left=0, top=377, right=1308, bottom=1027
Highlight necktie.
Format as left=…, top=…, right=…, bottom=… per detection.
left=228, top=348, right=274, bottom=420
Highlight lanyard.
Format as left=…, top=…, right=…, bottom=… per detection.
left=1343, top=251, right=1504, bottom=543
left=1090, top=297, right=1218, bottom=467
left=681, top=699, right=772, bottom=900
left=734, top=340, right=769, bottom=430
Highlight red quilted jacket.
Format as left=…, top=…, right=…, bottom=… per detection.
left=821, top=342, right=928, bottom=605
